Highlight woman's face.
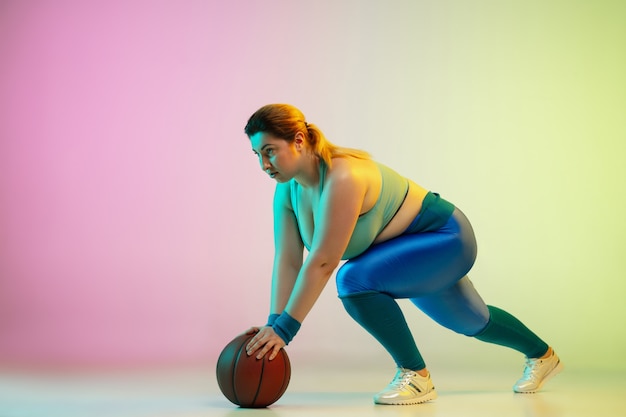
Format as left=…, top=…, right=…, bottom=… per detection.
left=250, top=132, right=302, bottom=183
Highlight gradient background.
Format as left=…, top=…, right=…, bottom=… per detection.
left=1, top=0, right=624, bottom=373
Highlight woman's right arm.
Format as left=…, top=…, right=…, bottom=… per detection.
left=269, top=182, right=304, bottom=317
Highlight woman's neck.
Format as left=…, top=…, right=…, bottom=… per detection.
left=294, top=153, right=321, bottom=189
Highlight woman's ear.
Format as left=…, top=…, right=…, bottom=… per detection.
left=294, top=132, right=305, bottom=151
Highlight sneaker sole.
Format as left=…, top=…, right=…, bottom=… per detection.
left=374, top=390, right=438, bottom=405
left=514, top=360, right=564, bottom=394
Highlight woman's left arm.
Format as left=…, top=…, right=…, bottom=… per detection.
left=247, top=163, right=367, bottom=359
left=284, top=167, right=367, bottom=322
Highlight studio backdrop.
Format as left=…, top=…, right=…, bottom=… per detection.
left=1, top=0, right=624, bottom=372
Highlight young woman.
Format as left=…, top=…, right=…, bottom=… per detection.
left=243, top=104, right=562, bottom=405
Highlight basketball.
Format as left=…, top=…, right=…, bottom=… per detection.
left=216, top=333, right=291, bottom=408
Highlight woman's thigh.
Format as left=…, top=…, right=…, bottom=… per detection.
left=336, top=209, right=478, bottom=298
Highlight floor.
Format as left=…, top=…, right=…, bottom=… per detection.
left=1, top=362, right=624, bottom=417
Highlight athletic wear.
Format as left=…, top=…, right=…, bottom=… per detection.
left=404, top=191, right=455, bottom=234
left=284, top=158, right=559, bottom=394
left=272, top=311, right=301, bottom=345
left=374, top=369, right=437, bottom=405
left=513, top=350, right=563, bottom=393
left=341, top=290, right=427, bottom=371
left=337, top=209, right=478, bottom=298
left=337, top=206, right=551, bottom=376
left=290, top=161, right=409, bottom=259
left=474, top=306, right=549, bottom=358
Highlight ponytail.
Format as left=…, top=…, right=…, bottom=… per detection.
left=305, top=122, right=369, bottom=167
left=245, top=104, right=369, bottom=168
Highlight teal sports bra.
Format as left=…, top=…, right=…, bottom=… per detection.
left=290, top=161, right=409, bottom=259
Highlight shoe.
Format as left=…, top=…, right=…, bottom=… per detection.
left=513, top=349, right=563, bottom=393
left=374, top=368, right=437, bottom=405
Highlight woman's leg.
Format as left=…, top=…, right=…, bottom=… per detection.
left=340, top=291, right=426, bottom=371
left=338, top=207, right=559, bottom=396
left=338, top=207, right=550, bottom=362
left=474, top=306, right=549, bottom=358
left=338, top=209, right=477, bottom=299
left=410, top=276, right=490, bottom=336
left=411, top=276, right=549, bottom=357
left=337, top=210, right=477, bottom=370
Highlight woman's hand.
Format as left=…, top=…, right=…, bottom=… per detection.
left=244, top=326, right=286, bottom=361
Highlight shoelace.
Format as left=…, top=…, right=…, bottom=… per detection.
left=522, top=358, right=541, bottom=380
left=390, top=369, right=418, bottom=389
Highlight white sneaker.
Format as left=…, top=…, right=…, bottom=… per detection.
left=514, top=350, right=563, bottom=393
left=374, top=368, right=437, bottom=405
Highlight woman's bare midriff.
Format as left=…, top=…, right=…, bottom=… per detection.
left=374, top=180, right=429, bottom=244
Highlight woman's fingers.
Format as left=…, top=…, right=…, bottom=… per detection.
left=245, top=327, right=266, bottom=356
left=254, top=340, right=273, bottom=360
left=268, top=344, right=282, bottom=361
left=245, top=327, right=285, bottom=360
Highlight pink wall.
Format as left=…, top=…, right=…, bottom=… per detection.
left=0, top=1, right=278, bottom=367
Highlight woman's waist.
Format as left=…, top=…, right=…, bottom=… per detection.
left=373, top=181, right=429, bottom=243
left=404, top=191, right=456, bottom=234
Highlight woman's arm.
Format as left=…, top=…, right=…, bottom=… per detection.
left=247, top=161, right=367, bottom=359
left=243, top=181, right=304, bottom=360
left=269, top=182, right=304, bottom=316
left=283, top=163, right=367, bottom=322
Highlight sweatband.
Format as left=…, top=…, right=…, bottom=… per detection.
left=272, top=311, right=301, bottom=345
left=266, top=313, right=280, bottom=326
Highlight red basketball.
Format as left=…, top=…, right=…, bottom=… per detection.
left=216, top=333, right=291, bottom=408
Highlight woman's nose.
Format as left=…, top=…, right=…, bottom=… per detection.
left=260, top=156, right=271, bottom=171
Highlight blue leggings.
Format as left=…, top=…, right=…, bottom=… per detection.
left=337, top=208, right=548, bottom=370
left=337, top=209, right=489, bottom=335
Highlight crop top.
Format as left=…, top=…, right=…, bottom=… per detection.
left=290, top=161, right=409, bottom=260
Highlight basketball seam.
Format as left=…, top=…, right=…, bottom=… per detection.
left=230, top=337, right=249, bottom=405
left=266, top=349, right=290, bottom=405
left=251, top=356, right=265, bottom=406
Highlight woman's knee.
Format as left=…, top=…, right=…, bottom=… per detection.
left=336, top=261, right=373, bottom=297
left=450, top=209, right=478, bottom=265
left=411, top=277, right=489, bottom=336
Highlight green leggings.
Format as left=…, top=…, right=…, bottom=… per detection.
left=341, top=291, right=548, bottom=371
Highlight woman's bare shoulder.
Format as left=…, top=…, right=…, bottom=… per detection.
left=273, top=181, right=294, bottom=210
left=328, top=157, right=377, bottom=181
